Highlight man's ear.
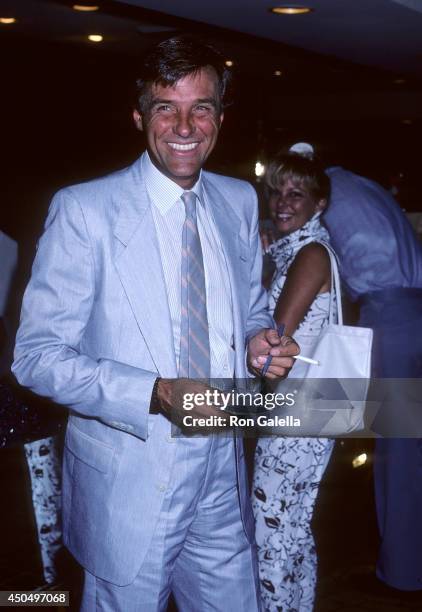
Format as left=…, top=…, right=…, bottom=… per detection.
left=133, top=109, right=143, bottom=132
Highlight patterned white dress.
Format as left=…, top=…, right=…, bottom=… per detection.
left=252, top=213, right=335, bottom=612
left=24, top=436, right=62, bottom=584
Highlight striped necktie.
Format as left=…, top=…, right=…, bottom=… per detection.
left=179, top=191, right=210, bottom=379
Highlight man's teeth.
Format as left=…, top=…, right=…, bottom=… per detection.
left=277, top=214, right=292, bottom=220
left=168, top=142, right=198, bottom=151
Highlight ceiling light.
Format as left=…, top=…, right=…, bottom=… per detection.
left=274, top=70, right=282, bottom=76
left=394, top=78, right=406, bottom=85
left=270, top=6, right=313, bottom=15
left=0, top=17, right=17, bottom=24
left=88, top=34, right=103, bottom=42
left=225, top=60, right=234, bottom=67
left=402, top=119, right=412, bottom=125
left=73, top=4, right=99, bottom=11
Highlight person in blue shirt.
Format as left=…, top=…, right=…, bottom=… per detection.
left=324, top=163, right=422, bottom=591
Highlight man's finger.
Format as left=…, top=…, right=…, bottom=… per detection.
left=265, top=329, right=282, bottom=346
left=270, top=357, right=295, bottom=369
left=280, top=335, right=298, bottom=348
left=268, top=348, right=297, bottom=359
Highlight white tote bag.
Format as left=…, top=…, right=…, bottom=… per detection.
left=284, top=243, right=373, bottom=436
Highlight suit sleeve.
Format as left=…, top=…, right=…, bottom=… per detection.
left=244, top=183, right=274, bottom=341
left=12, top=189, right=155, bottom=440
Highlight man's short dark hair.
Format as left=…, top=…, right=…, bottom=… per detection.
left=135, top=35, right=232, bottom=115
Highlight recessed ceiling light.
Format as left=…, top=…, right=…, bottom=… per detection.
left=274, top=70, right=282, bottom=76
left=88, top=34, right=103, bottom=42
left=225, top=60, right=234, bottom=67
left=270, top=6, right=313, bottom=15
left=394, top=78, right=406, bottom=85
left=0, top=17, right=17, bottom=24
left=73, top=4, right=99, bottom=11
left=401, top=119, right=412, bottom=125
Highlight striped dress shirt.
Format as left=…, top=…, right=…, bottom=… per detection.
left=142, top=152, right=234, bottom=379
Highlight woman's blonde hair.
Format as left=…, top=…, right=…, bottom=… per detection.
left=265, top=153, right=330, bottom=201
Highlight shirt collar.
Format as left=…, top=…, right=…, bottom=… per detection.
left=142, top=151, right=203, bottom=216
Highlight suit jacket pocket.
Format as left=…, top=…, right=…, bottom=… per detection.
left=65, top=422, right=114, bottom=473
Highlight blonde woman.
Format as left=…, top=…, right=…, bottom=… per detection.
left=253, top=151, right=335, bottom=612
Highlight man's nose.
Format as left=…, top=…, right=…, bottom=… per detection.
left=174, top=111, right=195, bottom=137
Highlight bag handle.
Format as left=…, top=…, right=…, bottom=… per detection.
left=317, top=241, right=343, bottom=325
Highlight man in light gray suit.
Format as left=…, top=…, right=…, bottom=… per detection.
left=13, top=36, right=298, bottom=611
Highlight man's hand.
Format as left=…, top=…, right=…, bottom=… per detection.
left=247, top=328, right=299, bottom=380
left=156, top=378, right=229, bottom=430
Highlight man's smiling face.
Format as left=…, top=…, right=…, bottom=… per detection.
left=134, top=67, right=223, bottom=189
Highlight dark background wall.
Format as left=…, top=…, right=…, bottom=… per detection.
left=1, top=30, right=421, bottom=264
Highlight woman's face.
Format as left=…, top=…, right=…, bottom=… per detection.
left=268, top=177, right=326, bottom=236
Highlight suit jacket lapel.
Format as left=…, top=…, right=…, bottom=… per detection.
left=113, top=158, right=178, bottom=378
left=203, top=177, right=249, bottom=377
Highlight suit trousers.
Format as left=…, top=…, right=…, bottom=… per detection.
left=81, top=431, right=261, bottom=611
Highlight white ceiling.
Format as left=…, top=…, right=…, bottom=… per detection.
left=114, top=0, right=422, bottom=77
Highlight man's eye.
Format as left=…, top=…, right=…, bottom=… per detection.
left=154, top=104, right=172, bottom=113
left=194, top=105, right=213, bottom=114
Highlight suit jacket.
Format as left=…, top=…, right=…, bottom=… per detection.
left=13, top=155, right=272, bottom=585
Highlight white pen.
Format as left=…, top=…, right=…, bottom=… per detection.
left=293, top=354, right=320, bottom=366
